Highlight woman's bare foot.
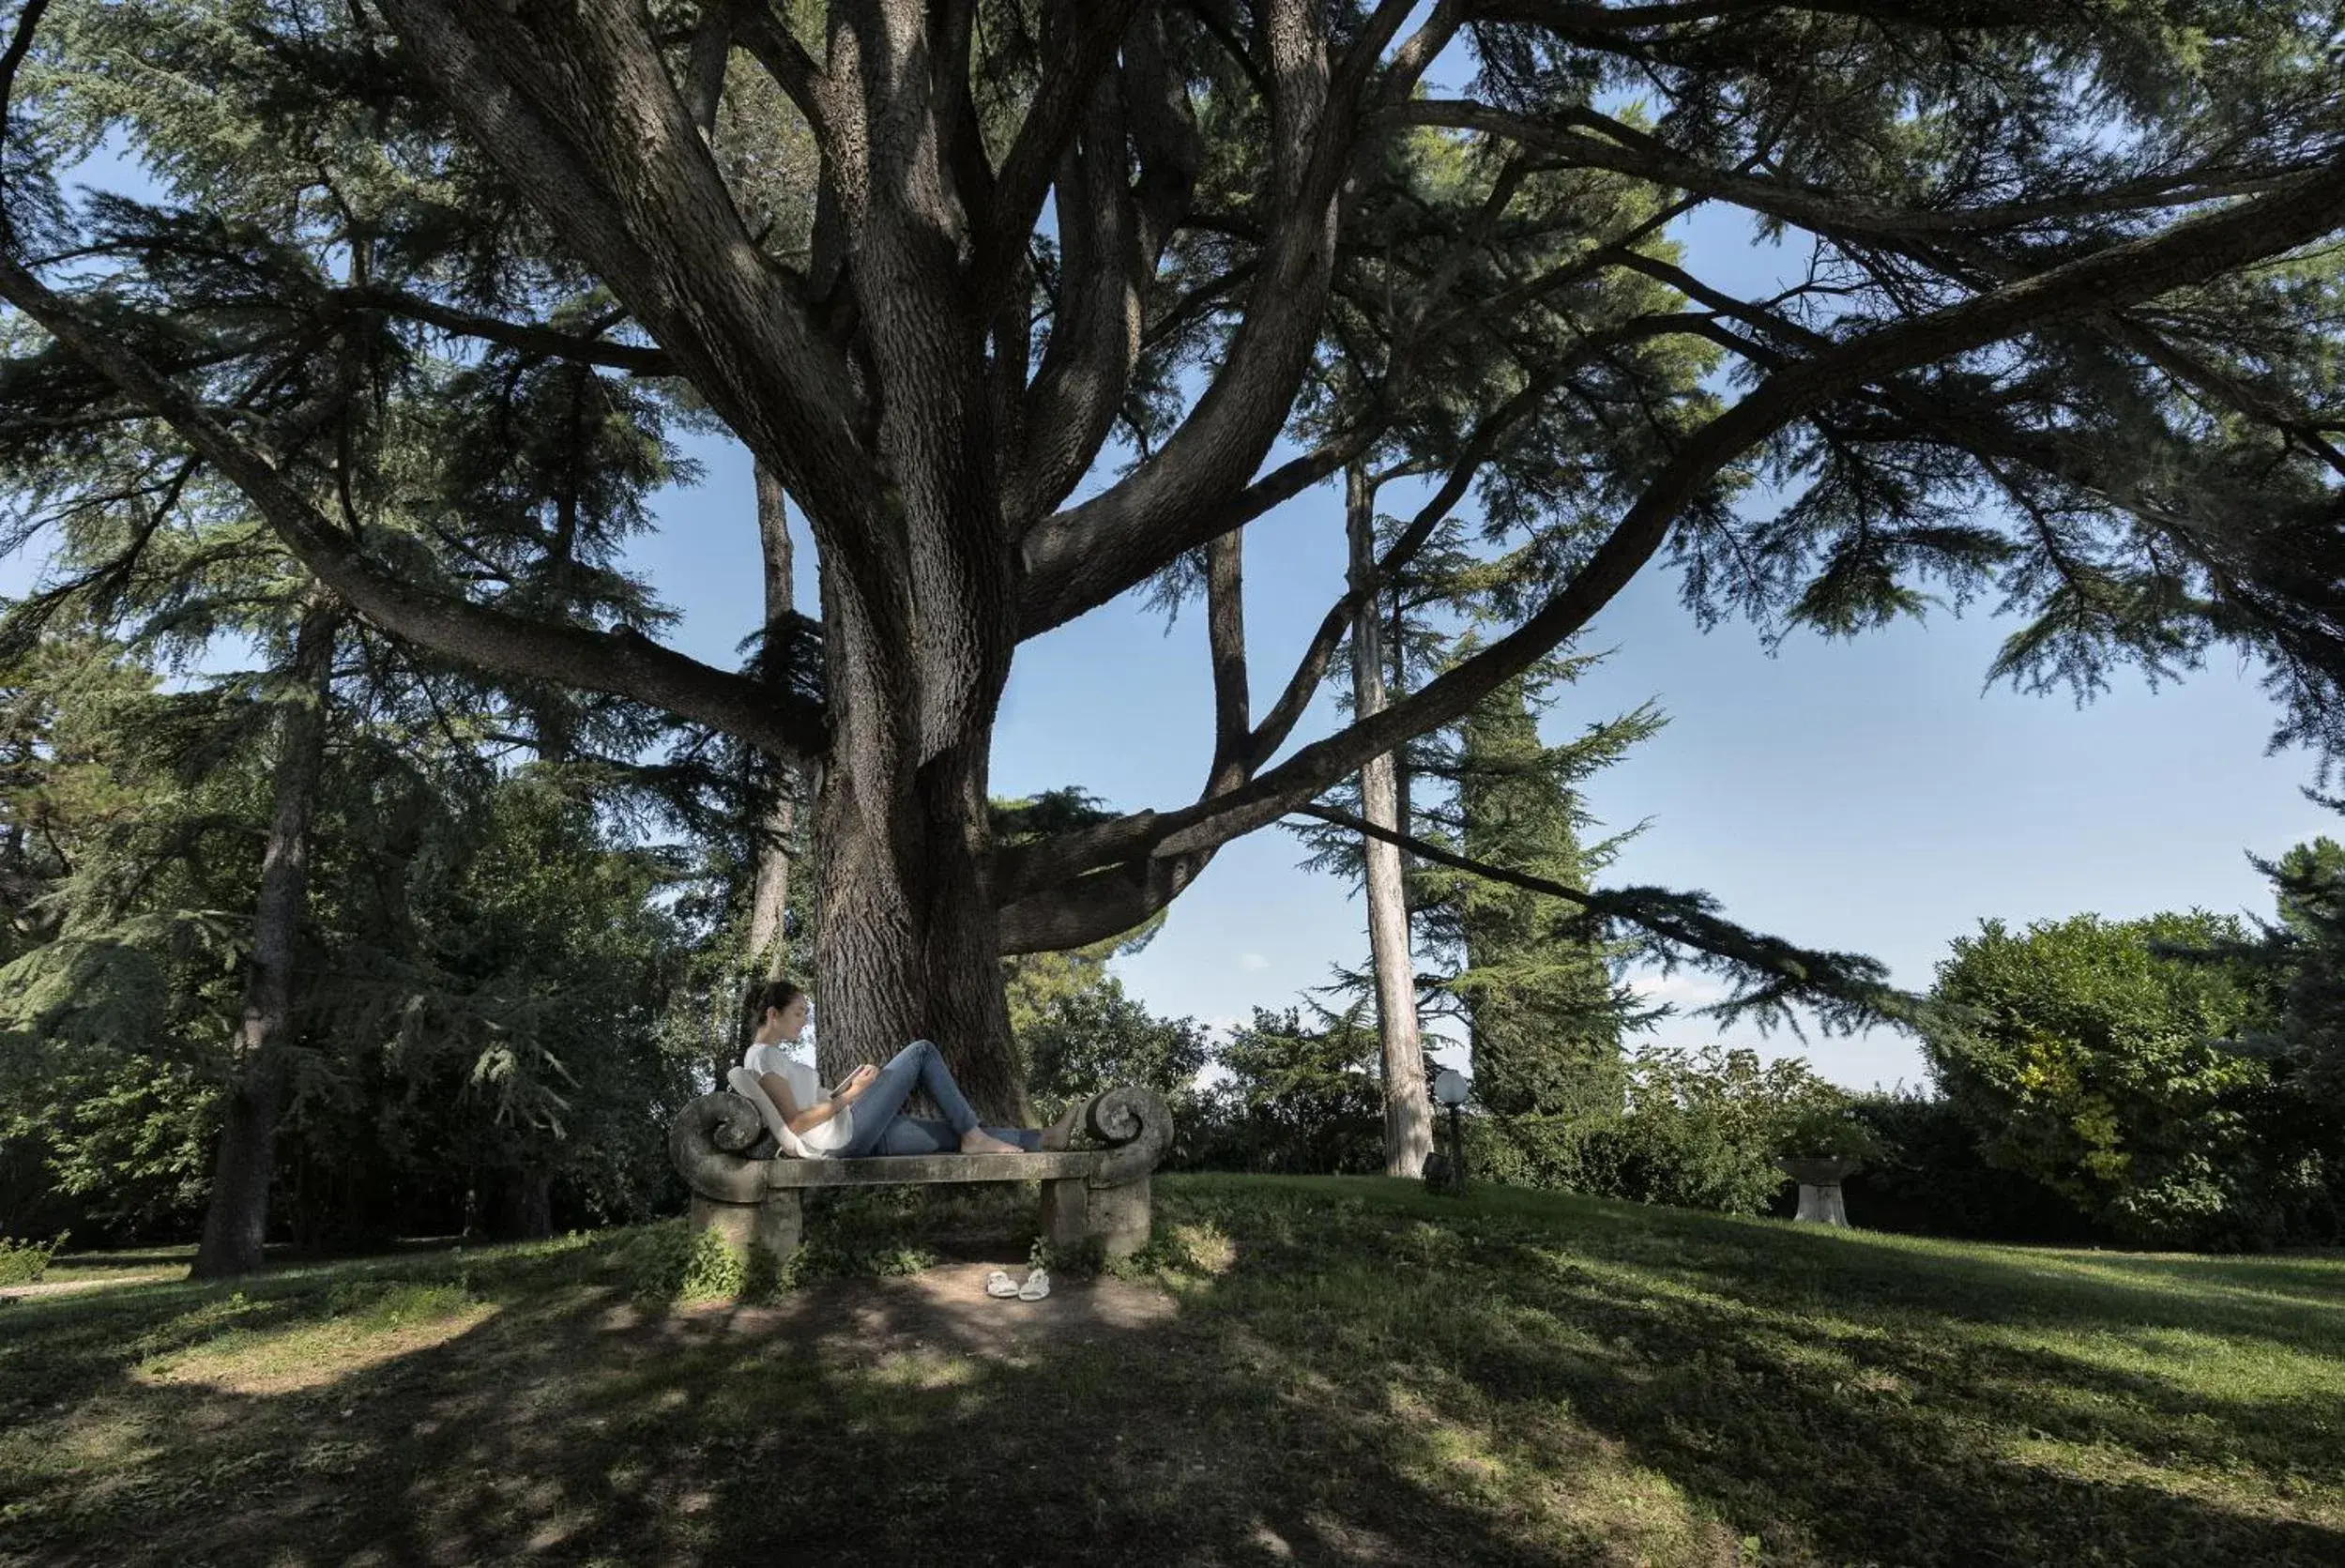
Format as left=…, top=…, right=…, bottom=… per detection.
left=1040, top=1102, right=1086, bottom=1152
left=959, top=1129, right=1025, bottom=1156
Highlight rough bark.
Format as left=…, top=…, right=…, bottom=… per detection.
left=785, top=5, right=1025, bottom=1119
left=1204, top=527, right=1250, bottom=797
left=1347, top=464, right=1432, bottom=1179
left=191, top=601, right=337, bottom=1280
left=809, top=716, right=1024, bottom=1119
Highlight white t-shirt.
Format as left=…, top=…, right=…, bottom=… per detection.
left=742, top=1043, right=856, bottom=1156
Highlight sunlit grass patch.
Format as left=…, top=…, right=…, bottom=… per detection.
left=134, top=1280, right=493, bottom=1393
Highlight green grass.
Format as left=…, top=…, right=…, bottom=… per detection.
left=2, top=1176, right=2339, bottom=1565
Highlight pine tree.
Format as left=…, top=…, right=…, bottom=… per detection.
left=1450, top=676, right=1631, bottom=1121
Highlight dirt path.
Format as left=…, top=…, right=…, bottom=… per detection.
left=634, top=1260, right=1180, bottom=1362
left=0, top=1269, right=184, bottom=1302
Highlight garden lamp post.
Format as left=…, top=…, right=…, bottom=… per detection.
left=1431, top=1070, right=1470, bottom=1194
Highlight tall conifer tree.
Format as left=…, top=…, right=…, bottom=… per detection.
left=1449, top=676, right=1632, bottom=1120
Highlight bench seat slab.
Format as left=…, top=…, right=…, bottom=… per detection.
left=765, top=1150, right=1105, bottom=1188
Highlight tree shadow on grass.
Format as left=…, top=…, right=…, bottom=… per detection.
left=5, top=1182, right=2341, bottom=1567
left=4, top=1232, right=1707, bottom=1566
left=1170, top=1178, right=2345, bottom=1567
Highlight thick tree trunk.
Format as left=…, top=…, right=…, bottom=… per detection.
left=1347, top=465, right=1433, bottom=1178
left=192, top=602, right=337, bottom=1280
left=803, top=466, right=1023, bottom=1119
left=477, top=1167, right=555, bottom=1242
left=809, top=707, right=1024, bottom=1121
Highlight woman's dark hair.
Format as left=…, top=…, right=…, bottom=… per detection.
left=751, top=979, right=805, bottom=1021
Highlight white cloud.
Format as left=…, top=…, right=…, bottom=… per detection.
left=1628, top=968, right=1730, bottom=1008
left=1239, top=951, right=1271, bottom=972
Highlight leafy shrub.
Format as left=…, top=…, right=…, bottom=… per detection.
left=1186, top=1008, right=1387, bottom=1175
left=1774, top=1101, right=1884, bottom=1165
left=1923, top=912, right=2301, bottom=1248
left=622, top=1221, right=757, bottom=1305
left=1021, top=977, right=1215, bottom=1161
left=1842, top=1093, right=2106, bottom=1243
left=1463, top=1045, right=1852, bottom=1215
left=0, top=1231, right=65, bottom=1286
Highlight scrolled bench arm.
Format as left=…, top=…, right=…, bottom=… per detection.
left=1078, top=1085, right=1174, bottom=1186
left=669, top=1089, right=769, bottom=1204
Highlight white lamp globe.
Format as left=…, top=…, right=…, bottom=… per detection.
left=1431, top=1068, right=1470, bottom=1107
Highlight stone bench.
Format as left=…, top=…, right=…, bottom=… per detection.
left=668, top=1085, right=1174, bottom=1264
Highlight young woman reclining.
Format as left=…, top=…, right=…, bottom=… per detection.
left=739, top=980, right=1047, bottom=1158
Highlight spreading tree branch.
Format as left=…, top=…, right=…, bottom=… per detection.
left=1000, top=148, right=2345, bottom=899
left=0, top=250, right=829, bottom=763
left=1299, top=802, right=1916, bottom=1031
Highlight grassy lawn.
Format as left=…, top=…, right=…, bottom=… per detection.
left=2, top=1175, right=2339, bottom=1566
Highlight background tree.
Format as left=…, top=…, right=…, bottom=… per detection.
left=1194, top=1005, right=1389, bottom=1177
left=1019, top=978, right=1211, bottom=1143
left=2255, top=833, right=2345, bottom=1192
left=6, top=0, right=2345, bottom=1126
left=1441, top=671, right=1647, bottom=1122
left=1921, top=911, right=2307, bottom=1248
left=0, top=636, right=226, bottom=1243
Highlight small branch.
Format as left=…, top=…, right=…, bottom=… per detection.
left=979, top=0, right=1143, bottom=314
left=731, top=0, right=829, bottom=140
left=337, top=285, right=673, bottom=373
left=0, top=0, right=51, bottom=239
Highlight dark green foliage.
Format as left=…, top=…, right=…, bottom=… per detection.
left=0, top=1229, right=63, bottom=1284
left=1020, top=975, right=1211, bottom=1136
left=1922, top=911, right=2316, bottom=1248
left=1447, top=676, right=1629, bottom=1120
left=1842, top=1092, right=2108, bottom=1245
left=1190, top=1007, right=1387, bottom=1176
left=287, top=769, right=701, bottom=1245
left=1464, top=1043, right=1852, bottom=1216
left=2240, top=833, right=2345, bottom=1143
left=0, top=631, right=704, bottom=1249
left=0, top=0, right=709, bottom=1260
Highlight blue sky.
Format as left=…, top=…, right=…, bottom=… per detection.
left=8, top=108, right=2335, bottom=1094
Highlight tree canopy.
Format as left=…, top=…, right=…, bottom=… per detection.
left=4, top=0, right=2344, bottom=1103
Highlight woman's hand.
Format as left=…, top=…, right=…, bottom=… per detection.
left=837, top=1063, right=879, bottom=1102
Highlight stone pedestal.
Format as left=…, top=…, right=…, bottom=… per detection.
left=689, top=1190, right=802, bottom=1257
left=1039, top=1178, right=1092, bottom=1250
left=1037, top=1175, right=1153, bottom=1259
left=1089, top=1175, right=1153, bottom=1258
left=1777, top=1157, right=1861, bottom=1227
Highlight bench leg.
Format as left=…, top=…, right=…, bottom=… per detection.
left=1088, top=1176, right=1151, bottom=1259
left=1039, top=1178, right=1091, bottom=1250
left=689, top=1189, right=804, bottom=1262
left=1038, top=1176, right=1152, bottom=1260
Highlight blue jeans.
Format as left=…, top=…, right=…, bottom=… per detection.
left=838, top=1041, right=1042, bottom=1158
